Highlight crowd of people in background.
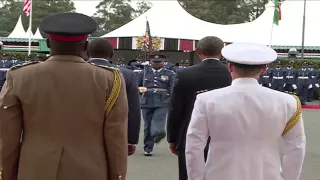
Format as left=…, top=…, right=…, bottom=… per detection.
left=1, top=52, right=320, bottom=106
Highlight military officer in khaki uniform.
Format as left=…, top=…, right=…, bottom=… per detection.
left=0, top=13, right=128, bottom=180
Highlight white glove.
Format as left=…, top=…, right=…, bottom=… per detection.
left=139, top=87, right=147, bottom=93
left=308, top=84, right=313, bottom=89
left=315, top=84, right=320, bottom=88
left=141, top=61, right=150, bottom=66
left=283, top=83, right=286, bottom=87
left=269, top=83, right=271, bottom=87
left=292, top=84, right=297, bottom=90
left=260, top=84, right=262, bottom=86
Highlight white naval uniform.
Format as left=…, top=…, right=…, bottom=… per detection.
left=186, top=78, right=306, bottom=180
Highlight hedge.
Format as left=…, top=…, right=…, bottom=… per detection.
left=0, top=51, right=48, bottom=61
left=271, top=58, right=320, bottom=69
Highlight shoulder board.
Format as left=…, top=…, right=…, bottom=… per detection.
left=10, top=61, right=41, bottom=71
left=90, top=63, right=120, bottom=71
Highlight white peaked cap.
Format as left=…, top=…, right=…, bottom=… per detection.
left=221, top=42, right=278, bottom=65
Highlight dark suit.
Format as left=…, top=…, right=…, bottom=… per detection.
left=167, top=59, right=232, bottom=180
left=0, top=70, right=7, bottom=90
left=88, top=58, right=141, bottom=145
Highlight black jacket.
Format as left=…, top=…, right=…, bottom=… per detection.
left=167, top=59, right=232, bottom=149
left=88, top=59, right=141, bottom=144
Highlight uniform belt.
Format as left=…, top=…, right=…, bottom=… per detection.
left=311, top=76, right=315, bottom=78
left=146, top=88, right=168, bottom=92
left=286, top=76, right=294, bottom=79
left=273, top=77, right=283, bottom=79
left=263, top=76, right=269, bottom=78
left=298, top=77, right=309, bottom=79
left=133, top=70, right=142, bottom=72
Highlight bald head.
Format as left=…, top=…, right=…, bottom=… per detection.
left=196, top=36, right=224, bottom=59
left=87, top=38, right=114, bottom=59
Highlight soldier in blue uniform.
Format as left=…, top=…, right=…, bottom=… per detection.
left=270, top=61, right=286, bottom=92
left=130, top=55, right=144, bottom=74
left=308, top=62, right=319, bottom=101
left=177, top=60, right=187, bottom=70
left=164, top=55, right=176, bottom=71
left=119, top=57, right=129, bottom=69
left=258, top=66, right=272, bottom=88
left=0, top=54, right=13, bottom=68
left=10, top=54, right=23, bottom=66
left=284, top=61, right=297, bottom=93
left=137, top=54, right=175, bottom=156
left=295, top=62, right=312, bottom=105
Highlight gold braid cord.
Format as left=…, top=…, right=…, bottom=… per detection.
left=282, top=95, right=302, bottom=135
left=105, top=70, right=122, bottom=115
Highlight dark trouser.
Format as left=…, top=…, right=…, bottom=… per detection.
left=284, top=84, right=294, bottom=93
left=308, top=87, right=315, bottom=100
left=271, top=83, right=284, bottom=92
left=178, top=138, right=210, bottom=180
left=298, top=85, right=309, bottom=104
left=142, top=107, right=168, bottom=153
left=262, top=83, right=270, bottom=88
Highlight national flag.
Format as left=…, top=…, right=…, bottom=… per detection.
left=144, top=20, right=152, bottom=52
left=23, top=0, right=31, bottom=16
left=273, top=0, right=282, bottom=25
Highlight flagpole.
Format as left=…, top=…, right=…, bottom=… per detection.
left=301, top=0, right=307, bottom=59
left=28, top=0, right=32, bottom=56
left=269, top=22, right=274, bottom=47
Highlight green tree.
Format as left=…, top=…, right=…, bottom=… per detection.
left=0, top=0, right=24, bottom=36
left=178, top=0, right=268, bottom=24
left=93, top=0, right=135, bottom=34
left=133, top=0, right=152, bottom=18
left=0, top=0, right=76, bottom=37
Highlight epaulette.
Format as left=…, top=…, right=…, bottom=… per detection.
left=10, top=61, right=40, bottom=71
left=89, top=63, right=120, bottom=71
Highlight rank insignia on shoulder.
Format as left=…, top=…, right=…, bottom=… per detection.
left=196, top=89, right=209, bottom=94
left=10, top=61, right=41, bottom=71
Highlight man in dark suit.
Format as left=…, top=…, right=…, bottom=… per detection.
left=87, top=38, right=141, bottom=156
left=167, top=36, right=232, bottom=180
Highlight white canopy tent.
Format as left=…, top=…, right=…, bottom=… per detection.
left=8, top=15, right=28, bottom=38
left=26, top=26, right=34, bottom=38
left=32, top=28, right=43, bottom=39
left=103, top=0, right=320, bottom=47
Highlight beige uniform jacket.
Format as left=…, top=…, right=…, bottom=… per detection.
left=0, top=55, right=128, bottom=180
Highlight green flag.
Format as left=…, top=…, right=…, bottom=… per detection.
left=273, top=0, right=282, bottom=25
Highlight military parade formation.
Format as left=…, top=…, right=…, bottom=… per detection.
left=259, top=61, right=319, bottom=105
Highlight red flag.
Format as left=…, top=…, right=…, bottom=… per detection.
left=23, top=0, right=31, bottom=16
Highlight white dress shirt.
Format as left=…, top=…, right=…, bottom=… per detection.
left=186, top=78, right=306, bottom=180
